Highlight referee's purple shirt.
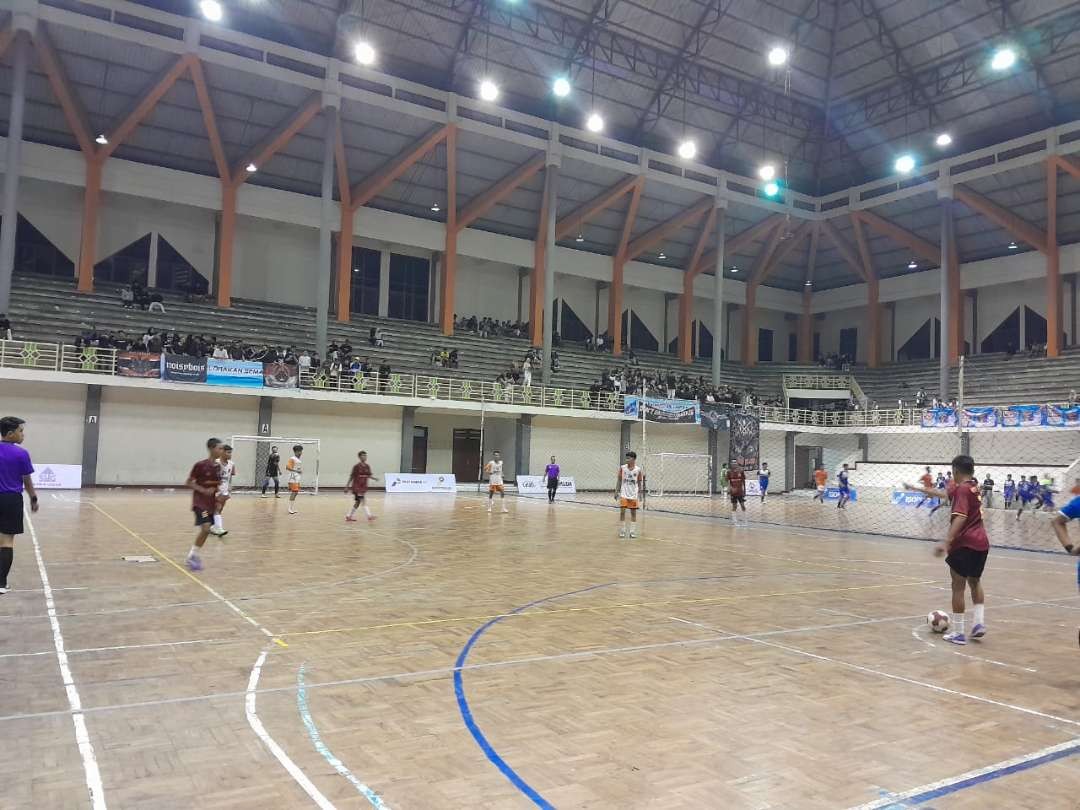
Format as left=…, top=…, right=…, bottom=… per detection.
left=0, top=442, right=33, bottom=493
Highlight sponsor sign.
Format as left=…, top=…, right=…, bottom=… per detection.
left=384, top=473, right=457, bottom=493
left=960, top=407, right=998, bottom=428
left=820, top=486, right=857, bottom=502
left=30, top=464, right=82, bottom=489
left=699, top=403, right=732, bottom=430
left=207, top=358, right=263, bottom=388
left=920, top=407, right=958, bottom=428
left=624, top=396, right=701, bottom=424
left=516, top=475, right=577, bottom=495
left=1046, top=404, right=1080, bottom=427
left=263, top=361, right=299, bottom=389
left=891, top=490, right=940, bottom=508
left=160, top=354, right=207, bottom=383
left=1002, top=404, right=1046, bottom=427
left=116, top=351, right=161, bottom=378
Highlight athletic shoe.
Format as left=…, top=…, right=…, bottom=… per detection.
left=367, top=515, right=377, bottom=522
left=261, top=493, right=268, bottom=499
left=618, top=529, right=626, bottom=538
left=186, top=557, right=203, bottom=572
left=501, top=507, right=509, bottom=513
left=288, top=508, right=297, bottom=515
left=0, top=586, right=7, bottom=595
left=943, top=631, right=966, bottom=646
left=209, top=527, right=227, bottom=537
left=345, top=515, right=357, bottom=522
left=629, top=531, right=637, bottom=539
left=971, top=623, right=986, bottom=640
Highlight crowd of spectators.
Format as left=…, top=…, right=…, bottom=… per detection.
left=0, top=313, right=12, bottom=341
left=454, top=314, right=528, bottom=339
left=119, top=280, right=167, bottom=313
left=588, top=364, right=783, bottom=407
left=817, top=352, right=853, bottom=371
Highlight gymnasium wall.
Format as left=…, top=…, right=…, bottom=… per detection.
left=528, top=416, right=621, bottom=490
left=760, top=430, right=789, bottom=492
left=454, top=259, right=522, bottom=323
left=0, top=379, right=86, bottom=465
left=232, top=215, right=321, bottom=308
left=413, top=410, right=518, bottom=480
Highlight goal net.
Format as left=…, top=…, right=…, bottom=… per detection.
left=228, top=435, right=322, bottom=494
left=645, top=453, right=712, bottom=497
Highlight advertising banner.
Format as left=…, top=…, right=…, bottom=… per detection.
left=263, top=361, right=299, bottom=389
left=960, top=407, right=998, bottom=428
left=384, top=473, right=457, bottom=493
left=1046, top=404, right=1080, bottom=427
left=624, top=396, right=701, bottom=424
left=516, top=475, right=577, bottom=496
left=160, top=354, right=207, bottom=383
left=116, top=351, right=161, bottom=378
left=30, top=464, right=82, bottom=489
left=699, top=403, right=732, bottom=430
left=891, top=490, right=940, bottom=508
left=1002, top=404, right=1046, bottom=427
left=821, top=486, right=857, bottom=502
left=920, top=407, right=958, bottom=428
left=728, top=411, right=760, bottom=472
left=207, top=358, right=263, bottom=388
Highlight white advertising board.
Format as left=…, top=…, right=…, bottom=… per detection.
left=384, top=473, right=457, bottom=493
left=516, top=476, right=578, bottom=496
left=30, top=464, right=82, bottom=490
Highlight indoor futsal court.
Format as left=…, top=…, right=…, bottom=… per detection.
left=3, top=490, right=1078, bottom=809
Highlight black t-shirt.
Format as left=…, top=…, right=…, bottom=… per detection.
left=265, top=453, right=281, bottom=477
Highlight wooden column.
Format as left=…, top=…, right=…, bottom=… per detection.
left=336, top=206, right=353, bottom=322
left=439, top=125, right=457, bottom=335
left=216, top=182, right=237, bottom=308
left=77, top=157, right=103, bottom=292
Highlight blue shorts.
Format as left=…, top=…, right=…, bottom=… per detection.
left=1059, top=495, right=1080, bottom=521
left=838, top=486, right=850, bottom=495
left=759, top=478, right=769, bottom=490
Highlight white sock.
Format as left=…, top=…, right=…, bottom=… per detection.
left=188, top=546, right=199, bottom=559
left=347, top=507, right=356, bottom=518
left=363, top=506, right=372, bottom=518
left=973, top=604, right=984, bottom=626
left=952, top=613, right=965, bottom=635
left=213, top=514, right=223, bottom=530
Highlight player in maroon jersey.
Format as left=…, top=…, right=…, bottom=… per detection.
left=905, top=454, right=989, bottom=645
left=185, top=437, right=223, bottom=571
left=727, top=463, right=747, bottom=527
left=345, top=450, right=378, bottom=522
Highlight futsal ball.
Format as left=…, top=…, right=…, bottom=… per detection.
left=927, top=610, right=950, bottom=633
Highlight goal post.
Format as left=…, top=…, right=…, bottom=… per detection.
left=645, top=453, right=713, bottom=497
left=229, top=435, right=321, bottom=494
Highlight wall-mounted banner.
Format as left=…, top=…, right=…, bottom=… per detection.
left=920, top=407, right=958, bottom=428
left=1046, top=404, right=1080, bottom=427
left=384, top=473, right=457, bottom=493
left=160, top=354, right=207, bottom=383
left=891, top=490, right=940, bottom=508
left=700, top=403, right=732, bottom=430
left=516, top=476, right=577, bottom=496
left=30, top=464, right=82, bottom=489
left=263, top=361, right=299, bottom=389
left=821, top=486, right=857, bottom=502
left=728, top=411, right=760, bottom=472
left=207, top=358, right=263, bottom=388
left=116, top=352, right=161, bottom=378
left=1002, top=404, right=1046, bottom=427
left=959, top=407, right=998, bottom=428
left=624, top=396, right=701, bottom=424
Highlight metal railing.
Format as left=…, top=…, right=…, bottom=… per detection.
left=752, top=405, right=918, bottom=427
left=0, top=340, right=60, bottom=371
left=60, top=345, right=118, bottom=375
left=782, top=373, right=853, bottom=390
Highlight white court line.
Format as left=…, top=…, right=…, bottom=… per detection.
left=907, top=625, right=1037, bottom=673
left=246, top=650, right=336, bottom=810
left=0, top=635, right=254, bottom=661
left=670, top=615, right=1079, bottom=730
left=847, top=737, right=1080, bottom=809
left=26, top=511, right=108, bottom=810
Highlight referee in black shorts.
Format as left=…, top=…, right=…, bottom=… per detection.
left=0, top=416, right=39, bottom=595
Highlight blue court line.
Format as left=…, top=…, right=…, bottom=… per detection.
left=297, top=662, right=390, bottom=809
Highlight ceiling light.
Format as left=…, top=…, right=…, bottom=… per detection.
left=245, top=163, right=257, bottom=173
left=677, top=139, right=697, bottom=160
left=729, top=264, right=739, bottom=274
left=991, top=47, right=1016, bottom=71
left=758, top=163, right=776, bottom=181
left=894, top=154, right=916, bottom=174
left=575, top=233, right=585, bottom=243
left=763, top=181, right=780, bottom=198
left=199, top=0, right=223, bottom=22
left=804, top=279, right=812, bottom=287
left=478, top=78, right=499, bottom=102
left=431, top=202, right=441, bottom=213
left=552, top=77, right=571, bottom=98
left=354, top=40, right=376, bottom=66
left=1008, top=240, right=1018, bottom=250
left=585, top=111, right=604, bottom=133
left=95, top=133, right=108, bottom=145
left=767, top=46, right=788, bottom=67
left=907, top=259, right=918, bottom=270
left=657, top=251, right=667, bottom=260
left=935, top=132, right=953, bottom=148
left=353, top=267, right=360, bottom=273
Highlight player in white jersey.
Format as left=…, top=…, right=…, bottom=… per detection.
left=614, top=451, right=645, bottom=538
left=211, top=443, right=233, bottom=536
left=485, top=450, right=508, bottom=513
left=286, top=444, right=304, bottom=515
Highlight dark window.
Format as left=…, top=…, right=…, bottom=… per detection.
left=788, top=332, right=798, bottom=361
left=350, top=247, right=380, bottom=316
left=620, top=309, right=659, bottom=352
left=157, top=236, right=209, bottom=295
left=388, top=253, right=429, bottom=321
left=813, top=331, right=821, bottom=360
left=560, top=300, right=591, bottom=342
left=94, top=234, right=150, bottom=286
left=981, top=307, right=1019, bottom=354
left=898, top=318, right=940, bottom=362
left=698, top=322, right=714, bottom=358
left=839, top=327, right=858, bottom=360
left=757, top=327, right=773, bottom=362
left=12, top=214, right=75, bottom=279
left=1023, top=306, right=1047, bottom=349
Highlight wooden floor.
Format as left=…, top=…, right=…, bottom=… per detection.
left=2, top=490, right=1078, bottom=810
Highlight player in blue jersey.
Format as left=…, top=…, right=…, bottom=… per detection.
left=1002, top=474, right=1016, bottom=509
left=836, top=464, right=851, bottom=510
left=1039, top=475, right=1056, bottom=512
left=1016, top=476, right=1036, bottom=520
left=1050, top=493, right=1080, bottom=647
left=757, top=462, right=770, bottom=503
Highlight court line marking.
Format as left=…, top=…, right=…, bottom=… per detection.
left=246, top=650, right=336, bottom=809
left=297, top=663, right=391, bottom=809
left=26, top=511, right=108, bottom=810
left=847, top=737, right=1080, bottom=809
left=0, top=590, right=1069, bottom=726
left=907, top=624, right=1037, bottom=673
left=89, top=503, right=286, bottom=647
left=0, top=636, right=256, bottom=661
left=671, top=615, right=1080, bottom=729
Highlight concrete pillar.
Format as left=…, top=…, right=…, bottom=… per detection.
left=400, top=406, right=417, bottom=473
left=711, top=204, right=727, bottom=384
left=857, top=433, right=868, bottom=463
left=595, top=281, right=604, bottom=341
left=1069, top=275, right=1078, bottom=348
left=625, top=298, right=633, bottom=350
left=785, top=431, right=796, bottom=494
left=707, top=427, right=719, bottom=494
left=315, top=105, right=337, bottom=360
left=258, top=396, right=273, bottom=437
left=960, top=432, right=970, bottom=457
left=939, top=197, right=954, bottom=401
left=517, top=267, right=526, bottom=324
left=147, top=231, right=160, bottom=288
left=0, top=30, right=31, bottom=314
left=968, top=289, right=978, bottom=355
left=82, top=384, right=102, bottom=488
left=620, top=420, right=632, bottom=454
left=379, top=250, right=393, bottom=318
left=516, top=414, right=532, bottom=481
left=540, top=164, right=558, bottom=384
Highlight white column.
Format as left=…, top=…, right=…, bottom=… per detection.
left=711, top=203, right=727, bottom=382
left=0, top=30, right=30, bottom=314
left=147, top=231, right=160, bottom=287
left=378, top=248, right=391, bottom=318
left=315, top=105, right=336, bottom=358
left=939, top=196, right=953, bottom=401
left=540, top=162, right=558, bottom=383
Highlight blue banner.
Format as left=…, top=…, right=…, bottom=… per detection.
left=960, top=406, right=998, bottom=428
left=624, top=396, right=700, bottom=424
left=822, top=487, right=857, bottom=502
left=206, top=358, right=263, bottom=388
left=891, top=490, right=941, bottom=508
left=920, top=407, right=958, bottom=428
left=1047, top=404, right=1080, bottom=427
left=1002, top=404, right=1046, bottom=427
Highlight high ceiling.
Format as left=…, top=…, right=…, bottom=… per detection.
left=2, top=0, right=1080, bottom=294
